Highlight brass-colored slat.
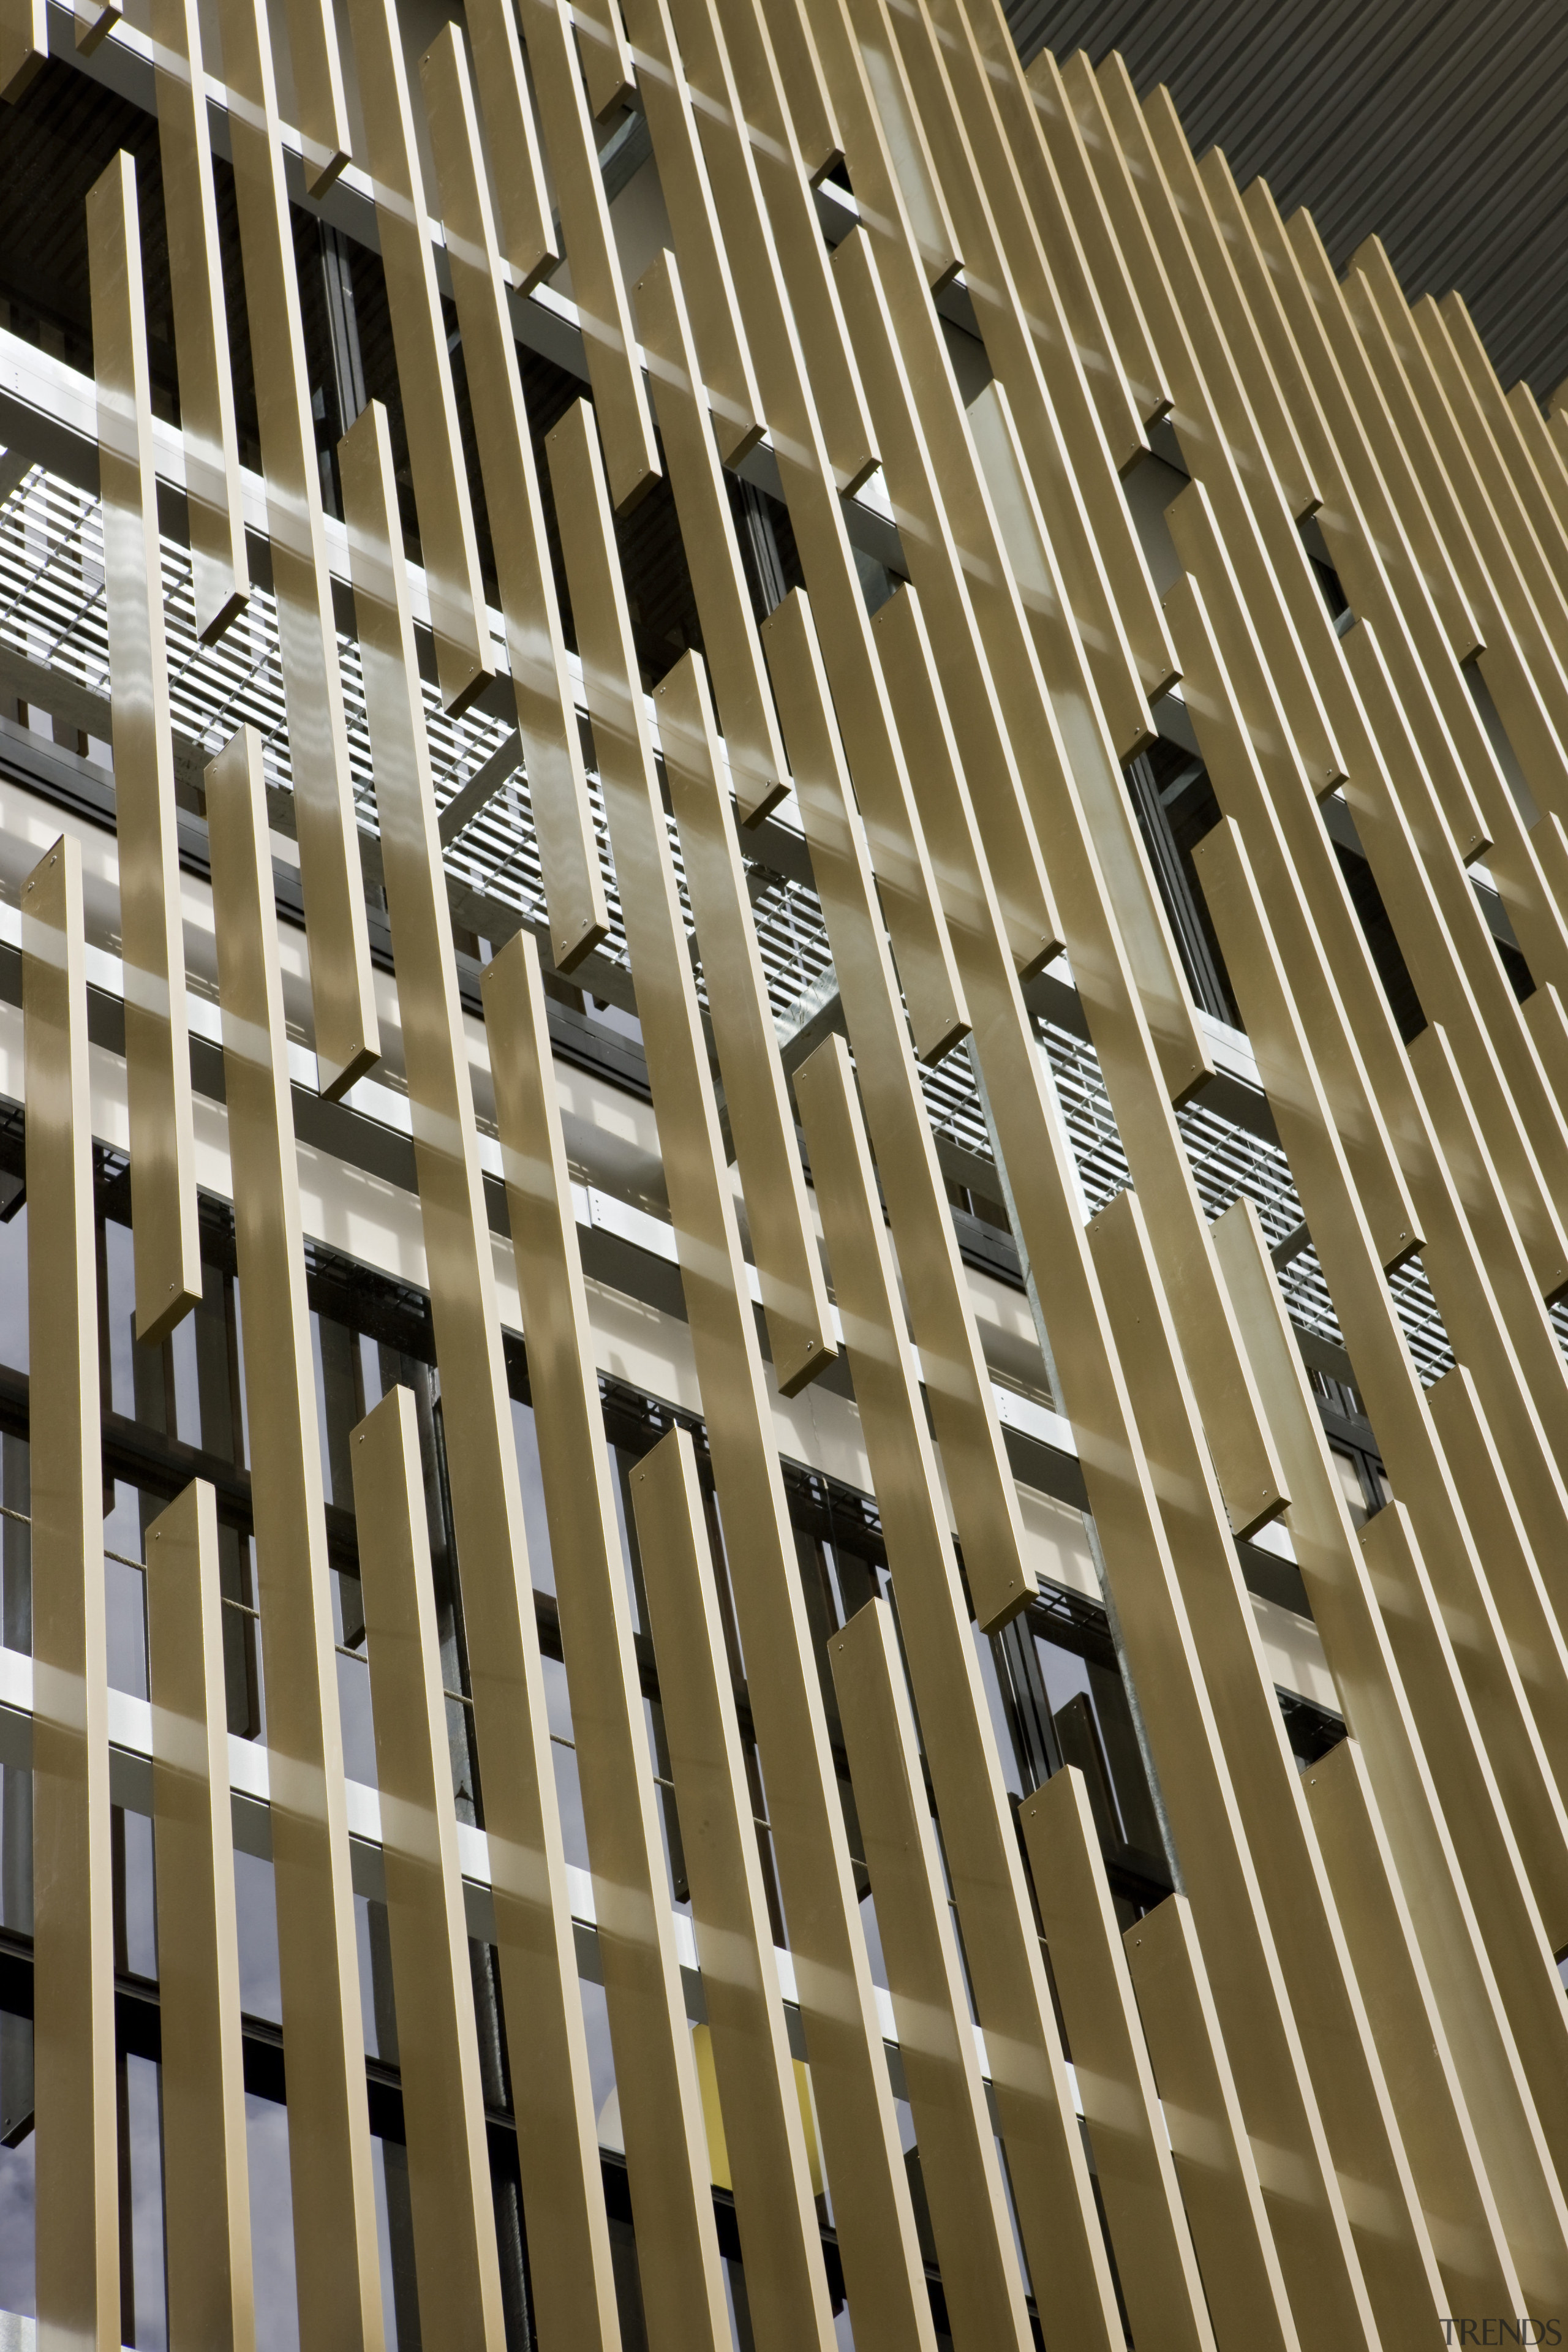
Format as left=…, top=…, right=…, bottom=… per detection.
left=1261, top=190, right=1545, bottom=878
left=1123, top=1894, right=1301, bottom=2352
left=146, top=0, right=249, bottom=641
left=1426, top=1358, right=1568, bottom=1812
left=420, top=24, right=611, bottom=971
left=663, top=0, right=971, bottom=1068
left=1019, top=1768, right=1216, bottom=2352
left=916, top=0, right=1170, bottom=701
left=1422, top=290, right=1568, bottom=685
left=350, top=1389, right=508, bottom=2351
left=1215, top=1191, right=1568, bottom=2304
left=771, top=600, right=1371, bottom=2347
left=0, top=0, right=44, bottom=99
left=635, top=252, right=787, bottom=821
left=961, top=379, right=1207, bottom=1089
left=544, top=397, right=939, bottom=2352
left=655, top=650, right=835, bottom=1393
left=1168, top=545, right=1568, bottom=1609
left=1344, top=621, right=1568, bottom=1299
left=462, top=0, right=562, bottom=288
left=214, top=0, right=380, bottom=1097
left=86, top=151, right=203, bottom=1346
left=940, top=0, right=1153, bottom=464
left=1442, top=295, right=1568, bottom=603
left=1020, top=44, right=1170, bottom=425
left=1349, top=238, right=1568, bottom=829
left=1063, top=51, right=1345, bottom=797
left=1197, top=816, right=1568, bottom=1945
left=1141, top=89, right=1317, bottom=522
left=793, top=1027, right=1123, bottom=2345
left=1194, top=815, right=1568, bottom=2139
left=618, top=0, right=766, bottom=462
left=336, top=402, right=624, bottom=2352
left=146, top=1480, right=254, bottom=2352
left=756, top=0, right=843, bottom=179
left=279, top=0, right=352, bottom=192
left=1161, top=549, right=1423, bottom=1276
left=23, top=832, right=120, bottom=2351
left=1301, top=1735, right=1526, bottom=2320
left=1223, top=169, right=1497, bottom=873
left=817, top=0, right=963, bottom=291
left=629, top=1428, right=840, bottom=2352
left=872, top=575, right=1284, bottom=1545
left=761, top=587, right=1034, bottom=1630
left=518, top=0, right=661, bottom=510
left=883, top=0, right=1176, bottom=734
left=1089, top=75, right=1346, bottom=786
left=477, top=927, right=734, bottom=2352
left=1368, top=1502, right=1568, bottom=2297
left=866, top=557, right=1060, bottom=981
left=829, top=1597, right=1035, bottom=2351
left=1205, top=148, right=1483, bottom=680
left=203, top=728, right=385, bottom=2352
left=1405, top=1020, right=1568, bottom=1613
left=574, top=0, right=636, bottom=124
left=1506, top=379, right=1568, bottom=551
left=342, top=0, right=494, bottom=714
left=682, top=0, right=878, bottom=496
left=828, top=230, right=1064, bottom=978
left=1087, top=1185, right=1449, bottom=2345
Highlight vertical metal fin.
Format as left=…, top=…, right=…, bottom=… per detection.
left=24, top=831, right=120, bottom=2351
left=204, top=726, right=386, bottom=2352
left=342, top=0, right=495, bottom=713
left=146, top=1479, right=255, bottom=2352
left=655, top=649, right=835, bottom=1394
left=213, top=0, right=380, bottom=1095
left=420, top=23, right=611, bottom=971
left=86, top=151, right=203, bottom=1346
left=829, top=1597, right=1035, bottom=2350
left=1020, top=1767, right=1217, bottom=2352
left=518, top=0, right=662, bottom=511
left=546, top=395, right=939, bottom=2352
left=146, top=0, right=251, bottom=641
left=351, top=1389, right=509, bottom=2351
left=629, top=1425, right=840, bottom=2352
left=483, top=924, right=733, bottom=2352
left=793, top=1027, right=1122, bottom=2344
left=1123, top=1893, right=1301, bottom=2351
left=337, top=400, right=624, bottom=2352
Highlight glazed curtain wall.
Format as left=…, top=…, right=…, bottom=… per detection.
left=3, top=0, right=1568, bottom=2342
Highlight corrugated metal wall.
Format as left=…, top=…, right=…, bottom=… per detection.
left=1005, top=0, right=1568, bottom=399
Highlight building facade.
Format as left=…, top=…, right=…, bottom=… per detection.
left=0, top=0, right=1564, bottom=2342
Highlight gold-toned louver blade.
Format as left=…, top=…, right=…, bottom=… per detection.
left=351, top=1389, right=509, bottom=2351
left=87, top=150, right=203, bottom=1347
left=630, top=1425, right=840, bottom=2352
left=214, top=0, right=381, bottom=1096
left=205, top=727, right=386, bottom=2352
left=20, top=7, right=1568, bottom=2341
left=147, top=1479, right=255, bottom=2352
left=24, top=832, right=119, bottom=2348
left=337, top=400, right=624, bottom=2352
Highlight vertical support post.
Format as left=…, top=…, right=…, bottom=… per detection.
left=24, top=831, right=119, bottom=2351
left=829, top=1598, right=1035, bottom=2351
left=629, top=1427, right=839, bottom=2352
left=352, top=1389, right=508, bottom=2352
left=86, top=150, right=203, bottom=1348
left=205, top=726, right=386, bottom=2352
left=146, top=1478, right=254, bottom=2352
